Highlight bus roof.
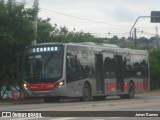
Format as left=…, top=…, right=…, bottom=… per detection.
left=28, top=42, right=118, bottom=48
left=27, top=42, right=147, bottom=54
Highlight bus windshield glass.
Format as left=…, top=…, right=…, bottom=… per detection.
left=23, top=46, right=64, bottom=84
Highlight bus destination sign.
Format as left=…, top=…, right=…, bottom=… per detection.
left=28, top=46, right=62, bottom=53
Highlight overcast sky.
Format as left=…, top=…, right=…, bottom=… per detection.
left=18, top=0, right=160, bottom=38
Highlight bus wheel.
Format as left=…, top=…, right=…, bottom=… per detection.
left=127, top=83, right=135, bottom=99
left=81, top=83, right=91, bottom=101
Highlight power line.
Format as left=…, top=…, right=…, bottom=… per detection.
left=90, top=32, right=130, bottom=38
left=136, top=29, right=156, bottom=36
left=90, top=32, right=129, bottom=35
left=40, top=8, right=131, bottom=28
left=24, top=2, right=131, bottom=28
left=143, top=31, right=156, bottom=36
left=136, top=26, right=158, bottom=30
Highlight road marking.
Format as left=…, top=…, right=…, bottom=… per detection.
left=110, top=117, right=120, bottom=119
left=93, top=118, right=104, bottom=120
left=51, top=117, right=77, bottom=120
left=4, top=117, right=44, bottom=120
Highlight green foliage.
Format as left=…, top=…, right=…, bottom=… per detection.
left=37, top=20, right=96, bottom=43
left=37, top=18, right=53, bottom=43
left=0, top=0, right=35, bottom=99
left=148, top=48, right=160, bottom=89
left=107, top=36, right=118, bottom=44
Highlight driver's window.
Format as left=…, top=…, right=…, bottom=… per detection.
left=66, top=55, right=79, bottom=82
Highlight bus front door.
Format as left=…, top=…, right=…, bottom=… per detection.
left=95, top=54, right=105, bottom=94
left=114, top=55, right=124, bottom=92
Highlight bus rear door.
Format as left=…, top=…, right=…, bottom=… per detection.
left=114, top=55, right=124, bottom=92
left=95, top=54, right=105, bottom=94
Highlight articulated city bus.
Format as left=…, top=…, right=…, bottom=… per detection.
left=22, top=42, right=150, bottom=102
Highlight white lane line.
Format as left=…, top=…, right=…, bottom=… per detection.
left=6, top=117, right=44, bottom=120
left=51, top=117, right=77, bottom=120
left=109, top=117, right=120, bottom=119
left=93, top=118, right=105, bottom=120
left=93, top=117, right=120, bottom=120
left=0, top=117, right=77, bottom=120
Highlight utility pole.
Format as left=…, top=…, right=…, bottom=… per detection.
left=32, top=0, right=39, bottom=45
left=134, top=28, right=137, bottom=46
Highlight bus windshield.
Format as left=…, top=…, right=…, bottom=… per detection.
left=23, top=53, right=63, bottom=83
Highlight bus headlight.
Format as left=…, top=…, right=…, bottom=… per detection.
left=56, top=81, right=64, bottom=89
left=23, top=83, right=27, bottom=87
left=23, top=83, right=30, bottom=90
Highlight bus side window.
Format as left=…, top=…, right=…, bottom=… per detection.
left=104, top=57, right=115, bottom=77
left=66, top=58, right=71, bottom=73
left=66, top=56, right=80, bottom=82
left=70, top=57, right=77, bottom=72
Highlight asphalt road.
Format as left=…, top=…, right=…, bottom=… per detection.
left=0, top=93, right=160, bottom=120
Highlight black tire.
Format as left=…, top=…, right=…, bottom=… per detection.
left=81, top=83, right=91, bottom=101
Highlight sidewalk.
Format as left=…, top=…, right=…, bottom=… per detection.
left=0, top=98, right=44, bottom=105
left=136, top=91, right=160, bottom=97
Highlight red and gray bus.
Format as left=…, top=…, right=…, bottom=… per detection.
left=22, top=42, right=150, bottom=102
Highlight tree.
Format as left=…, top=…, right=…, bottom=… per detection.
left=38, top=23, right=96, bottom=43
left=148, top=48, right=160, bottom=89
left=107, top=36, right=119, bottom=45
left=37, top=18, right=53, bottom=43
left=0, top=0, right=36, bottom=99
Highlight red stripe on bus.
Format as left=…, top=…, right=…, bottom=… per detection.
left=134, top=81, right=149, bottom=91
left=106, top=81, right=149, bottom=92
left=26, top=82, right=59, bottom=91
left=106, top=83, right=116, bottom=91
left=106, top=82, right=129, bottom=92
left=124, top=82, right=128, bottom=91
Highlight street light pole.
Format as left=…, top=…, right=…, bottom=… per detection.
left=129, top=12, right=160, bottom=47
left=129, top=16, right=150, bottom=42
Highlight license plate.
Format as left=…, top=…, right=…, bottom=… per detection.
left=38, top=94, right=46, bottom=97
